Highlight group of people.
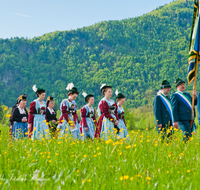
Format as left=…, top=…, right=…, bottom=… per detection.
left=153, top=78, right=199, bottom=141
left=9, top=83, right=129, bottom=141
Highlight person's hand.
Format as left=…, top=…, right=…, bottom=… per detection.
left=157, top=124, right=162, bottom=129
left=52, top=120, right=56, bottom=124
left=115, top=120, right=119, bottom=125
left=10, top=125, right=13, bottom=130
left=22, top=118, right=27, bottom=122
left=85, top=127, right=88, bottom=132
left=28, top=124, right=31, bottom=131
left=192, top=90, right=197, bottom=97
left=173, top=122, right=179, bottom=129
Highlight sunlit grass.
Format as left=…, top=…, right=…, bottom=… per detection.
left=0, top=124, right=200, bottom=189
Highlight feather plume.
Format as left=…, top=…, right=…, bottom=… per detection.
left=66, top=83, right=74, bottom=90
left=32, top=84, right=37, bottom=92
left=157, top=90, right=162, bottom=95
left=115, top=89, right=119, bottom=96
left=100, top=84, right=106, bottom=89
left=82, top=92, right=87, bottom=97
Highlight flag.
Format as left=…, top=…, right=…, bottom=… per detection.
left=188, top=0, right=200, bottom=84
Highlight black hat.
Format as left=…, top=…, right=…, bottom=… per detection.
left=47, top=96, right=54, bottom=101
left=66, top=83, right=79, bottom=94
left=175, top=78, right=185, bottom=87
left=115, top=90, right=125, bottom=99
left=46, top=96, right=54, bottom=107
left=100, top=84, right=112, bottom=92
left=161, top=80, right=171, bottom=89
left=82, top=92, right=94, bottom=102
left=19, top=94, right=27, bottom=101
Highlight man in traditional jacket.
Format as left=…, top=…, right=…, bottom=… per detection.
left=171, top=78, right=197, bottom=141
left=153, top=80, right=173, bottom=139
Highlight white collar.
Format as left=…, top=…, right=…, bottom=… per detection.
left=47, top=107, right=54, bottom=114
left=18, top=106, right=25, bottom=114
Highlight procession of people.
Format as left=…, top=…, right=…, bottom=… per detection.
left=9, top=78, right=200, bottom=143
left=9, top=83, right=129, bottom=141
left=153, top=78, right=197, bottom=142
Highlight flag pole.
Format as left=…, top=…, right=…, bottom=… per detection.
left=191, top=53, right=198, bottom=128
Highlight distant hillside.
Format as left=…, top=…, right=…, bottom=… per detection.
left=0, top=0, right=196, bottom=108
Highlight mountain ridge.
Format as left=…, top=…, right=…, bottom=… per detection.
left=0, top=0, right=196, bottom=109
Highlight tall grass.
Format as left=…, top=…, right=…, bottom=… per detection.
left=0, top=106, right=199, bottom=189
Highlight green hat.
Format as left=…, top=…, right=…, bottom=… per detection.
left=68, top=87, right=79, bottom=94
left=82, top=92, right=93, bottom=102
left=175, top=78, right=185, bottom=87
left=115, top=90, right=125, bottom=99
left=66, top=83, right=79, bottom=94
left=32, top=85, right=45, bottom=94
left=161, top=80, right=171, bottom=89
left=100, top=84, right=112, bottom=92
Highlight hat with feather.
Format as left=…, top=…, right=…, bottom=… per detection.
left=100, top=84, right=112, bottom=92
left=115, top=89, right=125, bottom=99
left=82, top=92, right=94, bottom=102
left=66, top=83, right=79, bottom=94
left=32, top=84, right=45, bottom=94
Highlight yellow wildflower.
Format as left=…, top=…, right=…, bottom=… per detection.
left=125, top=145, right=131, bottom=149
left=146, top=176, right=151, bottom=180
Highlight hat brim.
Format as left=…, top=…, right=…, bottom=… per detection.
left=68, top=89, right=79, bottom=94
left=161, top=84, right=171, bottom=89
left=85, top=94, right=94, bottom=102
left=101, top=85, right=112, bottom=92
left=176, top=81, right=185, bottom=87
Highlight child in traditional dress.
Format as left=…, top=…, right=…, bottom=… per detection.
left=12, top=94, right=28, bottom=139
left=94, top=84, right=119, bottom=140
left=28, top=85, right=51, bottom=140
left=115, top=90, right=129, bottom=139
left=46, top=96, right=58, bottom=135
left=80, top=92, right=97, bottom=140
left=58, top=83, right=81, bottom=140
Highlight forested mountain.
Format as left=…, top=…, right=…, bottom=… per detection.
left=0, top=0, right=197, bottom=108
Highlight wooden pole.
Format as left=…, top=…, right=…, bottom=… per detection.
left=191, top=53, right=199, bottom=128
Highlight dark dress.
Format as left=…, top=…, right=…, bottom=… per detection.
left=12, top=106, right=28, bottom=139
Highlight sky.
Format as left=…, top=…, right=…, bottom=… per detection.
left=0, top=0, right=173, bottom=39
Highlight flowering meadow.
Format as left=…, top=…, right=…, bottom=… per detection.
left=0, top=107, right=200, bottom=190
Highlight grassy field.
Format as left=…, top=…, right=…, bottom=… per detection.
left=0, top=125, right=200, bottom=190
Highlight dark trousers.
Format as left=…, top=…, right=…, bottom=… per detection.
left=178, top=121, right=192, bottom=141
left=156, top=125, right=173, bottom=140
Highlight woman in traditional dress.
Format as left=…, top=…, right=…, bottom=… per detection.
left=46, top=96, right=58, bottom=135
left=80, top=92, right=97, bottom=140
left=9, top=96, right=20, bottom=137
left=94, top=84, right=119, bottom=140
left=28, top=85, right=51, bottom=140
left=115, top=90, right=129, bottom=139
left=12, top=94, right=28, bottom=139
left=58, top=83, right=81, bottom=140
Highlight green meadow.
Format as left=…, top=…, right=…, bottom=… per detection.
left=0, top=106, right=199, bottom=190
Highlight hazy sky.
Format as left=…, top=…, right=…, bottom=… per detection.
left=0, top=0, right=172, bottom=39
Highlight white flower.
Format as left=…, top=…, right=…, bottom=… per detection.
left=115, top=89, right=119, bottom=96
left=100, top=84, right=106, bottom=90
left=82, top=92, right=87, bottom=97
left=32, top=84, right=37, bottom=92
left=66, top=83, right=74, bottom=90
